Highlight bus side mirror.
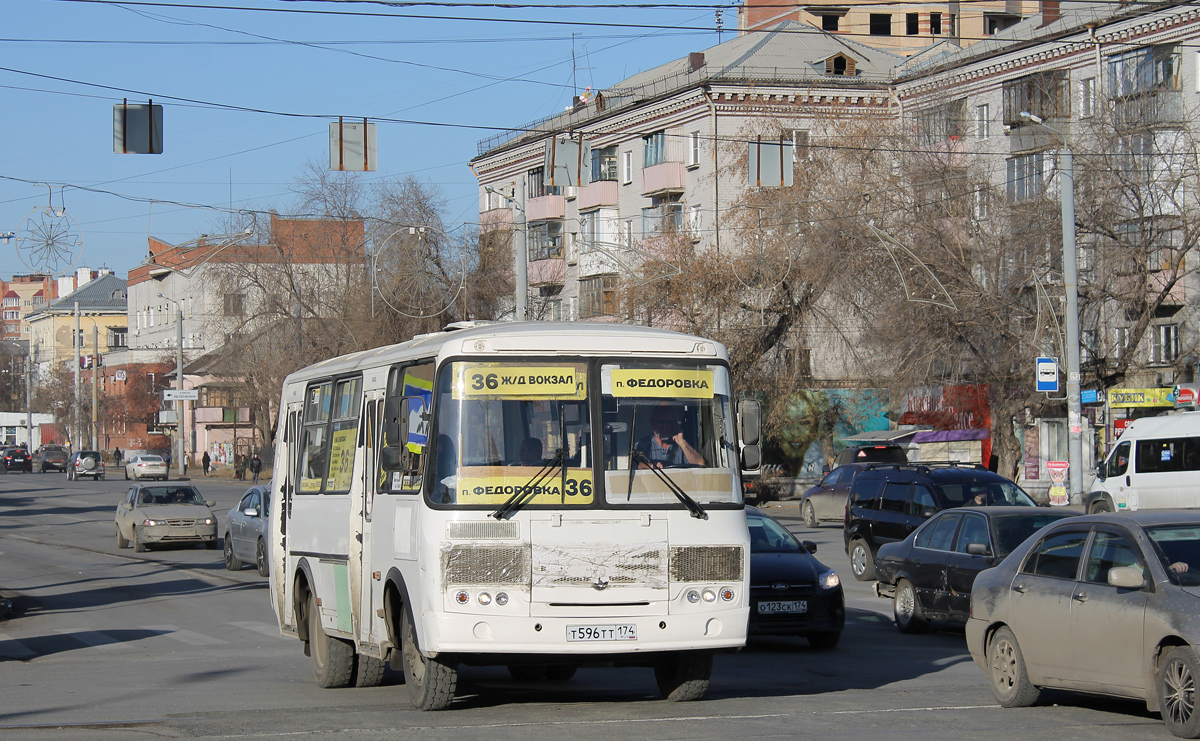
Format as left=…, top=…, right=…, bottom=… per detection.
left=741, top=444, right=761, bottom=470
left=738, top=399, right=761, bottom=446
left=383, top=396, right=404, bottom=447
left=1095, top=465, right=1106, bottom=481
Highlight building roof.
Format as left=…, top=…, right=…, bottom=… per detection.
left=29, top=273, right=127, bottom=317
left=476, top=20, right=904, bottom=158
left=3, top=291, right=17, bottom=299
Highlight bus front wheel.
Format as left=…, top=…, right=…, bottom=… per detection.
left=401, top=606, right=457, bottom=710
left=654, top=650, right=712, bottom=702
left=309, top=593, right=354, bottom=688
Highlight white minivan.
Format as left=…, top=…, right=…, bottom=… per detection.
left=1088, top=411, right=1200, bottom=513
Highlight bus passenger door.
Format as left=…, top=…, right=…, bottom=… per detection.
left=357, top=393, right=382, bottom=646
left=275, top=404, right=302, bottom=630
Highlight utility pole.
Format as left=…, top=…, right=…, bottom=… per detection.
left=515, top=179, right=527, bottom=321
left=91, top=325, right=99, bottom=451
left=73, top=302, right=80, bottom=449
left=25, top=345, right=32, bottom=449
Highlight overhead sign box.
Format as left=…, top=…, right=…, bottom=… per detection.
left=329, top=119, right=377, bottom=171
left=163, top=389, right=199, bottom=401
left=114, top=100, right=163, bottom=154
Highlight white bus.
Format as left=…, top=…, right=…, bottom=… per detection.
left=268, top=321, right=760, bottom=710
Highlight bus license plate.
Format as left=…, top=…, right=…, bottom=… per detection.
left=566, top=624, right=637, bottom=642
left=757, top=600, right=807, bottom=614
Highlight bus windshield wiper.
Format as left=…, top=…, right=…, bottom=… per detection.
left=630, top=450, right=707, bottom=520
left=491, top=448, right=566, bottom=520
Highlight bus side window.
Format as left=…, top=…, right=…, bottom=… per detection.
left=381, top=396, right=426, bottom=492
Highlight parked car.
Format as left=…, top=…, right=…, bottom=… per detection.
left=125, top=454, right=168, bottom=481
left=833, top=443, right=908, bottom=467
left=874, top=506, right=1079, bottom=633
left=225, top=485, right=270, bottom=576
left=967, top=511, right=1200, bottom=738
left=33, top=445, right=68, bottom=473
left=746, top=506, right=845, bottom=648
left=799, top=463, right=867, bottom=528
left=2, top=447, right=32, bottom=473
left=115, top=483, right=218, bottom=552
left=67, top=450, right=105, bottom=480
left=1089, top=411, right=1200, bottom=513
left=843, top=462, right=1037, bottom=582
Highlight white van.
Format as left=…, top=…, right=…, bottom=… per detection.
left=1088, top=411, right=1200, bottom=513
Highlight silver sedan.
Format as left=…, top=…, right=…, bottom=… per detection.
left=126, top=454, right=168, bottom=481
left=967, top=511, right=1200, bottom=738
left=115, top=484, right=218, bottom=552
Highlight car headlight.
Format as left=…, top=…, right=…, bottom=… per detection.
left=819, top=569, right=841, bottom=590
left=142, top=519, right=164, bottom=527
left=203, top=518, right=214, bottom=525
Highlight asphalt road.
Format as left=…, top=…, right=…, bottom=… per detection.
left=0, top=474, right=1172, bottom=740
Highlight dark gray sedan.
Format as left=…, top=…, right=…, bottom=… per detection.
left=225, top=486, right=270, bottom=576
left=967, top=511, right=1200, bottom=738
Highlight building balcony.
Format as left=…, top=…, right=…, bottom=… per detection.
left=642, top=162, right=686, bottom=196
left=1114, top=91, right=1185, bottom=129
left=528, top=257, right=566, bottom=287
left=527, top=195, right=566, bottom=221
left=195, top=406, right=251, bottom=424
left=480, top=207, right=513, bottom=232
left=577, top=180, right=619, bottom=210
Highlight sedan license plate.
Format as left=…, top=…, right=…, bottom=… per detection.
left=566, top=624, right=637, bottom=642
left=757, top=600, right=807, bottom=615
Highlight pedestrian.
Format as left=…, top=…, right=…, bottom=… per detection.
left=202, top=451, right=211, bottom=477
left=250, top=453, right=262, bottom=483
left=113, top=447, right=122, bottom=466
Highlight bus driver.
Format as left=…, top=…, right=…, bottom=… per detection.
left=636, top=405, right=705, bottom=468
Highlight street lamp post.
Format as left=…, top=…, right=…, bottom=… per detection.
left=157, top=293, right=186, bottom=477
left=485, top=183, right=527, bottom=321
left=1021, top=111, right=1084, bottom=503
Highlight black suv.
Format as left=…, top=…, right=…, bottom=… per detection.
left=842, top=463, right=1036, bottom=581
left=2, top=447, right=31, bottom=472
left=833, top=443, right=907, bottom=467
left=33, top=445, right=68, bottom=473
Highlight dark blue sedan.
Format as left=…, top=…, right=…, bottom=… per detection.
left=747, top=506, right=846, bottom=648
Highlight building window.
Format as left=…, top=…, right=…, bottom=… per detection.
left=792, top=130, right=810, bottom=161
left=972, top=188, right=991, bottom=220
left=1154, top=324, right=1179, bottom=364
left=822, top=14, right=838, bottom=31
left=528, top=221, right=564, bottom=260
left=108, top=327, right=128, bottom=348
left=1006, top=152, right=1047, bottom=202
left=1108, top=45, right=1181, bottom=98
left=689, top=203, right=702, bottom=233
left=930, top=12, right=942, bottom=34
left=223, top=293, right=244, bottom=317
left=643, top=131, right=667, bottom=168
left=906, top=13, right=919, bottom=35
left=527, top=166, right=560, bottom=198
left=579, top=275, right=619, bottom=318
left=622, top=150, right=632, bottom=184
left=1081, top=77, right=1095, bottom=118
left=642, top=194, right=684, bottom=237
left=2, top=311, right=18, bottom=321
left=870, top=14, right=892, bottom=36
left=1116, top=326, right=1131, bottom=358
left=688, top=131, right=701, bottom=167
left=948, top=14, right=956, bottom=35
left=591, top=145, right=618, bottom=182
left=1003, top=71, right=1069, bottom=126
left=3, top=297, right=17, bottom=308
left=623, top=219, right=633, bottom=246
left=914, top=98, right=966, bottom=144
left=976, top=104, right=990, bottom=139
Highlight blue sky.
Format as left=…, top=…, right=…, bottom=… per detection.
left=1, top=0, right=729, bottom=277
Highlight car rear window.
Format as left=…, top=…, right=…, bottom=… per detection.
left=938, top=480, right=1035, bottom=508
left=1021, top=530, right=1088, bottom=579
left=992, top=513, right=1076, bottom=555
left=849, top=446, right=907, bottom=463
left=140, top=456, right=164, bottom=462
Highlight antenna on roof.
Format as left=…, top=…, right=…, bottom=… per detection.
left=716, top=8, right=724, bottom=42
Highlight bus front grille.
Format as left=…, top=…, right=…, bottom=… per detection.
left=670, top=546, right=743, bottom=582
left=442, top=545, right=530, bottom=586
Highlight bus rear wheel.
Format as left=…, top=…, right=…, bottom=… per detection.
left=401, top=606, right=457, bottom=710
left=309, top=593, right=354, bottom=688
left=654, top=650, right=712, bottom=702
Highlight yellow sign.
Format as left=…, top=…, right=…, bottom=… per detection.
left=1108, top=387, right=1173, bottom=408
left=452, top=364, right=585, bottom=400
left=300, top=477, right=323, bottom=493
left=610, top=369, right=715, bottom=399
left=454, top=470, right=594, bottom=505
left=328, top=428, right=357, bottom=491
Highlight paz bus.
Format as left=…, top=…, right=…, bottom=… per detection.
left=268, top=321, right=761, bottom=710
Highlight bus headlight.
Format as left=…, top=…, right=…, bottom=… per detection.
left=478, top=592, right=492, bottom=606
left=686, top=590, right=701, bottom=604
left=719, top=587, right=735, bottom=602
left=454, top=591, right=470, bottom=605
left=702, top=589, right=716, bottom=603
left=495, top=592, right=509, bottom=606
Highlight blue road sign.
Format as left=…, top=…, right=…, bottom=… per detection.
left=1036, top=357, right=1059, bottom=393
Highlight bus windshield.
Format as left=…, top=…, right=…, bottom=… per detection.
left=600, top=362, right=739, bottom=506
left=430, top=361, right=592, bottom=506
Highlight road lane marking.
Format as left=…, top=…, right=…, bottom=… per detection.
left=141, top=625, right=228, bottom=646
left=0, top=633, right=37, bottom=660
left=825, top=705, right=999, bottom=714
left=52, top=629, right=124, bottom=650
left=229, top=621, right=288, bottom=638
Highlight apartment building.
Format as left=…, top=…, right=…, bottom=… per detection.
left=25, top=271, right=127, bottom=374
